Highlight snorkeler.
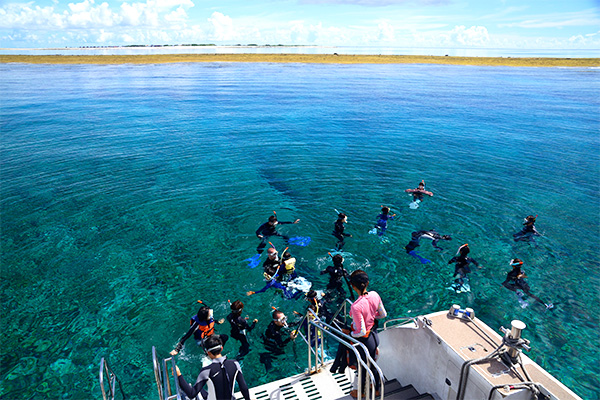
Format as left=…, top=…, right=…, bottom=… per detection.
left=502, top=258, right=553, bottom=309
left=170, top=304, right=229, bottom=356
left=262, top=246, right=280, bottom=271
left=405, top=230, right=452, bottom=264
left=226, top=300, right=258, bottom=358
left=320, top=253, right=352, bottom=301
left=255, top=215, right=300, bottom=254
left=333, top=213, right=352, bottom=250
left=405, top=180, right=434, bottom=202
left=277, top=250, right=298, bottom=282
left=513, top=215, right=541, bottom=242
left=247, top=264, right=307, bottom=299
left=448, top=244, right=482, bottom=291
left=375, top=206, right=396, bottom=236
left=259, top=309, right=297, bottom=372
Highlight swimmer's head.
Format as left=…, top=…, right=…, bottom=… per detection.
left=523, top=215, right=537, bottom=225
left=458, top=243, right=470, bottom=256
left=442, top=235, right=452, bottom=241
left=267, top=247, right=278, bottom=258
left=350, top=270, right=369, bottom=294
left=418, top=180, right=425, bottom=188
left=282, top=251, right=292, bottom=261
left=332, top=254, right=344, bottom=267
left=197, top=306, right=213, bottom=322
left=338, top=213, right=347, bottom=221
left=230, top=300, right=244, bottom=314
left=268, top=215, right=278, bottom=224
left=381, top=206, right=390, bottom=214
left=510, top=258, right=523, bottom=268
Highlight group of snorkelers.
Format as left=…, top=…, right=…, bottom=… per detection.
left=170, top=182, right=551, bottom=399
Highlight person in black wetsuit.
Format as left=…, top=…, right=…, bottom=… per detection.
left=405, top=230, right=452, bottom=253
left=502, top=258, right=553, bottom=309
left=375, top=206, right=395, bottom=236
left=176, top=335, right=251, bottom=400
left=333, top=213, right=352, bottom=250
left=320, top=254, right=350, bottom=302
left=255, top=215, right=300, bottom=254
left=259, top=310, right=297, bottom=372
left=513, top=215, right=541, bottom=242
left=448, top=244, right=481, bottom=289
left=226, top=300, right=258, bottom=359
left=170, top=305, right=228, bottom=356
left=262, top=247, right=280, bottom=272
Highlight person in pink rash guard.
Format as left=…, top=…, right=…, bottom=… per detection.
left=348, top=270, right=387, bottom=398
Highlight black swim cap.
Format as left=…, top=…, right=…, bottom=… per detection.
left=269, top=215, right=277, bottom=223
left=338, top=213, right=346, bottom=219
left=350, top=270, right=369, bottom=288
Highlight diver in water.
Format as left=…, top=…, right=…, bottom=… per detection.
left=375, top=206, right=396, bottom=236
left=277, top=251, right=298, bottom=282
left=448, top=244, right=481, bottom=290
left=405, top=230, right=452, bottom=253
left=170, top=305, right=228, bottom=356
left=502, top=258, right=553, bottom=309
left=320, top=254, right=351, bottom=302
left=333, top=213, right=352, bottom=250
left=406, top=180, right=434, bottom=202
left=255, top=215, right=300, bottom=254
left=513, top=215, right=541, bottom=242
left=226, top=300, right=258, bottom=359
left=247, top=264, right=306, bottom=299
left=259, top=310, right=297, bottom=372
left=262, top=246, right=280, bottom=271
left=405, top=230, right=452, bottom=264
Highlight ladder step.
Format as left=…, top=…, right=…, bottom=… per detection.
left=384, top=384, right=419, bottom=399
left=408, top=394, right=435, bottom=400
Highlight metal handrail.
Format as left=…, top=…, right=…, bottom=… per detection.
left=383, top=317, right=418, bottom=330
left=152, top=346, right=181, bottom=400
left=306, top=306, right=385, bottom=400
left=99, top=357, right=125, bottom=400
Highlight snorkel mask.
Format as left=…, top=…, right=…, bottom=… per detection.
left=276, top=315, right=288, bottom=327
left=510, top=259, right=523, bottom=267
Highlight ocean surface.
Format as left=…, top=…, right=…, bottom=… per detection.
left=0, top=61, right=599, bottom=399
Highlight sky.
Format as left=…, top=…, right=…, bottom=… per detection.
left=0, top=0, right=599, bottom=50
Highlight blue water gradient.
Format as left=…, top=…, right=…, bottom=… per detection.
left=1, top=62, right=599, bottom=399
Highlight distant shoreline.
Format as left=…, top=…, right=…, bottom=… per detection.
left=1, top=54, right=599, bottom=67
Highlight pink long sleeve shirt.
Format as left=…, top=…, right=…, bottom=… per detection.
left=350, top=291, right=387, bottom=337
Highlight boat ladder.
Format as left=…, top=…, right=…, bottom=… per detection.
left=152, top=346, right=182, bottom=400
left=99, top=357, right=126, bottom=400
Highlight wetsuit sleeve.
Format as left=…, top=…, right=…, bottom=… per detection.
left=278, top=220, right=293, bottom=225
left=469, top=257, right=480, bottom=267
left=448, top=256, right=458, bottom=264
left=177, top=368, right=209, bottom=399
left=253, top=280, right=275, bottom=294
left=256, top=222, right=268, bottom=237
left=233, top=360, right=251, bottom=400
left=173, top=321, right=199, bottom=353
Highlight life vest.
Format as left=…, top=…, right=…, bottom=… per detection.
left=282, top=258, right=296, bottom=274
left=191, top=315, right=215, bottom=339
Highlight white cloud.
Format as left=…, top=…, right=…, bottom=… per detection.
left=208, top=11, right=235, bottom=41
left=498, top=9, right=600, bottom=29
left=377, top=20, right=395, bottom=41
left=447, top=25, right=489, bottom=46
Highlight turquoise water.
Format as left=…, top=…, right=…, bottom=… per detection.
left=1, top=62, right=599, bottom=399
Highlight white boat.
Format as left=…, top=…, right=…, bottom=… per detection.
left=101, top=303, right=582, bottom=400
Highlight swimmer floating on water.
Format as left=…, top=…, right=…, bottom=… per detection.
left=405, top=180, right=433, bottom=208
left=513, top=215, right=541, bottom=243
left=405, top=229, right=452, bottom=264
left=502, top=258, right=553, bottom=309
left=255, top=214, right=300, bottom=254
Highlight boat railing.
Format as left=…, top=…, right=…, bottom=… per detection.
left=382, top=317, right=419, bottom=330
left=293, top=301, right=385, bottom=400
left=152, top=346, right=182, bottom=400
left=99, top=357, right=125, bottom=400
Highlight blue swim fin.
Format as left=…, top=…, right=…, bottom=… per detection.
left=245, top=254, right=261, bottom=268
left=408, top=250, right=431, bottom=264
left=289, top=236, right=311, bottom=246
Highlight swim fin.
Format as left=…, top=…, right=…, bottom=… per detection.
left=408, top=250, right=431, bottom=264
left=245, top=254, right=261, bottom=268
left=289, top=236, right=311, bottom=246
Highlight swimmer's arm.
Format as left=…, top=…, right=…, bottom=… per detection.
left=170, top=321, right=199, bottom=355
left=376, top=301, right=388, bottom=319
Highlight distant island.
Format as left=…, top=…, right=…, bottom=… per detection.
left=75, top=43, right=314, bottom=49
left=1, top=53, right=599, bottom=68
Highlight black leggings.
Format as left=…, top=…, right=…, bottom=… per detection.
left=356, top=330, right=380, bottom=392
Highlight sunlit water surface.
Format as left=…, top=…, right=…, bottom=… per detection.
left=1, top=62, right=599, bottom=399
